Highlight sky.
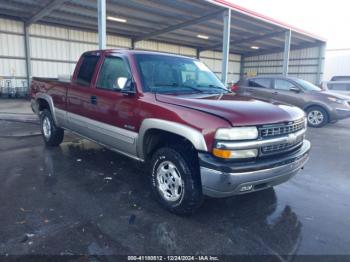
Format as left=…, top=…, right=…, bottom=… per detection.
left=228, top=0, right=349, bottom=49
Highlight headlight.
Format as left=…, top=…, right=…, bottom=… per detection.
left=215, top=127, right=258, bottom=140
left=328, top=97, right=347, bottom=105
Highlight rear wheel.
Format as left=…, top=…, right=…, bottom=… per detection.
left=40, top=109, right=64, bottom=147
left=150, top=145, right=203, bottom=215
left=306, top=106, right=329, bottom=128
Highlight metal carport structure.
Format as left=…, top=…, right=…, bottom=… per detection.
left=0, top=0, right=326, bottom=95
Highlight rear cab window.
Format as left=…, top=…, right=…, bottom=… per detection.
left=76, top=54, right=100, bottom=86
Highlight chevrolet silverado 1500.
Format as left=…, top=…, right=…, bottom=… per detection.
left=30, top=50, right=310, bottom=214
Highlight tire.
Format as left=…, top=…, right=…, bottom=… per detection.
left=306, top=106, right=329, bottom=128
left=40, top=109, right=64, bottom=147
left=150, top=145, right=203, bottom=215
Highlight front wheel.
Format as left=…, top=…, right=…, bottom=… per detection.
left=306, top=106, right=329, bottom=128
left=150, top=145, right=203, bottom=215
left=40, top=109, right=64, bottom=147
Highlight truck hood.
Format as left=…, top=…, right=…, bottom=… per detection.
left=156, top=93, right=304, bottom=126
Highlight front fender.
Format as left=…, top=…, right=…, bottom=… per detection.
left=137, top=118, right=208, bottom=160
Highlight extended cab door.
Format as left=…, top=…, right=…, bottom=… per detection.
left=66, top=53, right=100, bottom=135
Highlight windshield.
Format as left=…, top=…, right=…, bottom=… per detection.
left=135, top=54, right=228, bottom=94
left=294, top=78, right=321, bottom=91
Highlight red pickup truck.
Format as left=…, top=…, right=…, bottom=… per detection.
left=30, top=50, right=310, bottom=214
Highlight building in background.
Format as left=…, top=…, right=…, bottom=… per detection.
left=0, top=0, right=325, bottom=97
left=324, top=49, right=350, bottom=81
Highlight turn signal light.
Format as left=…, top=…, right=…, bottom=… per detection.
left=212, top=148, right=232, bottom=159
left=212, top=148, right=258, bottom=159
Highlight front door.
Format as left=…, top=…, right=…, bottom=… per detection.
left=87, top=55, right=139, bottom=157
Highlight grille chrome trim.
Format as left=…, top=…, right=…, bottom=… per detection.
left=260, top=118, right=305, bottom=138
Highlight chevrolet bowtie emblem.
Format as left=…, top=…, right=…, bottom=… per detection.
left=287, top=133, right=298, bottom=144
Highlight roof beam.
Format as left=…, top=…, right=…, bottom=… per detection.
left=200, top=30, right=286, bottom=51
left=244, top=41, right=323, bottom=58
left=134, top=10, right=224, bottom=42
left=25, top=0, right=69, bottom=26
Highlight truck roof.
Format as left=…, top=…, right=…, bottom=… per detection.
left=83, top=49, right=197, bottom=60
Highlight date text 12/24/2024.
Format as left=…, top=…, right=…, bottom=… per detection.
left=127, top=256, right=219, bottom=261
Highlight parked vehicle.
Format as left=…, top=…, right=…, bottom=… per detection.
left=235, top=76, right=350, bottom=128
left=322, top=76, right=350, bottom=96
left=30, top=50, right=310, bottom=214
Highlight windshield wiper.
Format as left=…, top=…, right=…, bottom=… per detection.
left=153, top=83, right=204, bottom=93
left=199, top=84, right=232, bottom=93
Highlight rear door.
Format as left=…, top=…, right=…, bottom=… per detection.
left=271, top=78, right=305, bottom=107
left=240, top=78, right=275, bottom=101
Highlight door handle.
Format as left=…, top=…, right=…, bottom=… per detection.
left=90, top=95, right=97, bottom=105
left=273, top=91, right=278, bottom=95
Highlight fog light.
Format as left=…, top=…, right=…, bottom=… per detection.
left=240, top=185, right=253, bottom=192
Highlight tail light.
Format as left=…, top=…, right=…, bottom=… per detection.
left=231, top=83, right=239, bottom=92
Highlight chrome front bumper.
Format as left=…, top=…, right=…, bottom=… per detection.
left=200, top=140, right=311, bottom=198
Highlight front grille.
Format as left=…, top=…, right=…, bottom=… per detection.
left=259, top=118, right=305, bottom=138
left=259, top=118, right=306, bottom=156
left=261, top=140, right=303, bottom=155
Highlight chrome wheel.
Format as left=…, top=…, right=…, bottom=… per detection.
left=42, top=116, right=51, bottom=139
left=156, top=161, right=184, bottom=202
left=307, top=110, right=324, bottom=126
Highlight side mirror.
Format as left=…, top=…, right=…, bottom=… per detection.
left=290, top=86, right=301, bottom=93
left=117, top=77, right=136, bottom=95
left=117, top=77, right=128, bottom=89
left=116, top=77, right=136, bottom=95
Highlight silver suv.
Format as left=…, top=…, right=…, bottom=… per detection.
left=236, top=76, right=350, bottom=127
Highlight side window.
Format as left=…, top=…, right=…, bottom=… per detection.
left=96, top=57, right=131, bottom=91
left=274, top=79, right=295, bottom=91
left=76, top=55, right=99, bottom=86
left=249, top=79, right=271, bottom=88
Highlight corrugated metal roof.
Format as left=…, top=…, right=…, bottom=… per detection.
left=0, top=0, right=325, bottom=55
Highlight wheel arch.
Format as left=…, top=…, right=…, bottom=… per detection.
left=35, top=93, right=58, bottom=124
left=303, top=103, right=330, bottom=119
left=137, top=119, right=208, bottom=161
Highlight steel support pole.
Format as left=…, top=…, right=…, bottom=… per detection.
left=240, top=56, right=245, bottom=80
left=196, top=49, right=200, bottom=59
left=24, top=24, right=32, bottom=89
left=282, top=30, right=291, bottom=76
left=98, top=0, right=106, bottom=49
left=221, top=9, right=231, bottom=85
left=316, top=44, right=326, bottom=85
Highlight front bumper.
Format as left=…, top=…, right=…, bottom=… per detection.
left=199, top=140, right=311, bottom=198
left=333, top=108, right=350, bottom=120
